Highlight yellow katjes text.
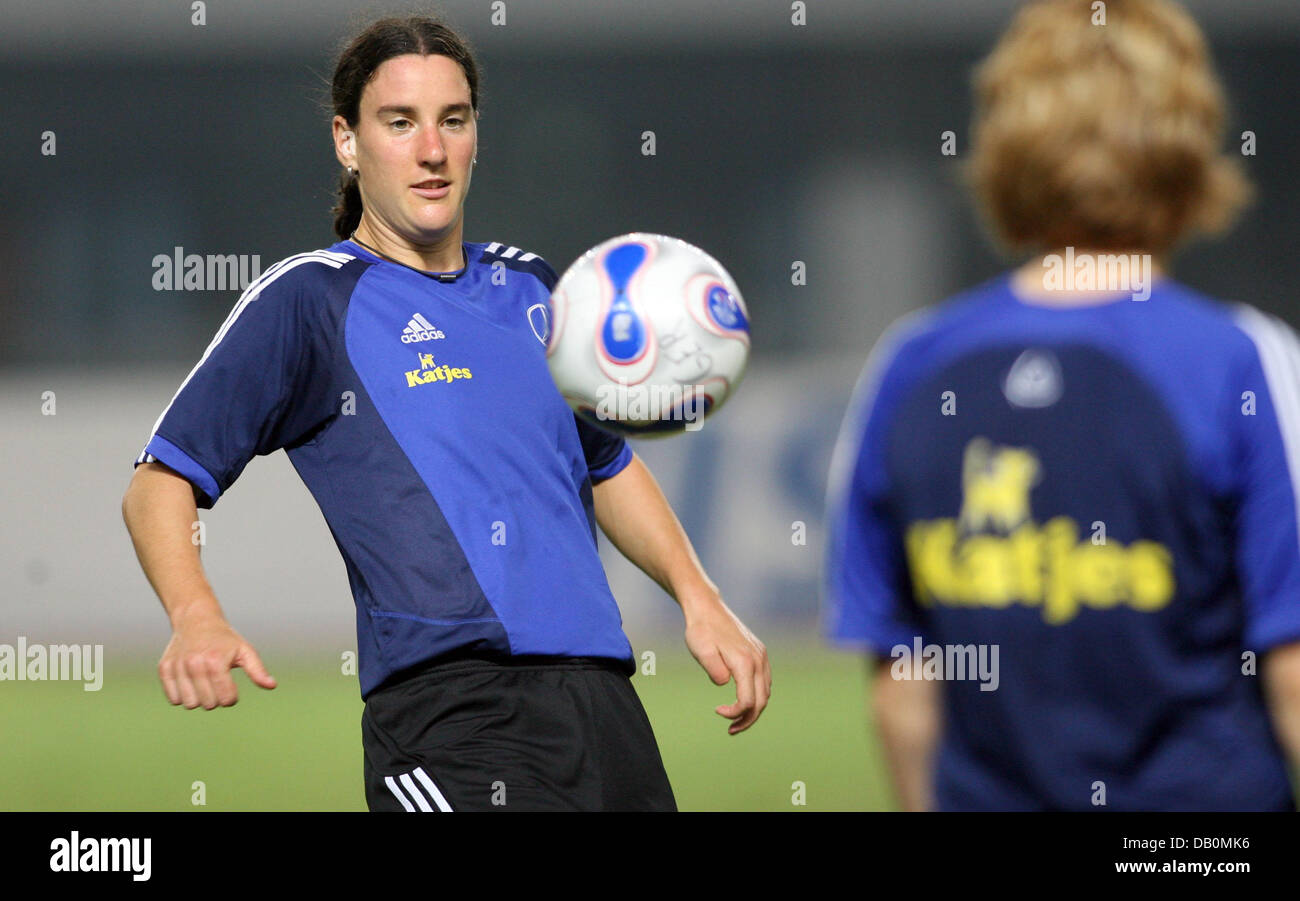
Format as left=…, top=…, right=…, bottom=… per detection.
left=905, top=516, right=1174, bottom=624
left=405, top=352, right=472, bottom=388
left=904, top=436, right=1178, bottom=623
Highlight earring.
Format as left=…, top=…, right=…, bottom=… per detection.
left=472, top=158, right=477, bottom=166
left=347, top=166, right=357, bottom=177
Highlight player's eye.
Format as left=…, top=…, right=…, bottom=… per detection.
left=390, top=118, right=413, bottom=131
left=444, top=117, right=464, bottom=128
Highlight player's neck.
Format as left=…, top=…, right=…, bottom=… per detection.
left=351, top=219, right=466, bottom=274
left=1011, top=247, right=1166, bottom=306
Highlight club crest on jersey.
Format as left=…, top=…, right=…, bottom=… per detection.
left=527, top=303, right=550, bottom=345
left=905, top=437, right=1175, bottom=624
left=401, top=313, right=445, bottom=343
left=1003, top=348, right=1062, bottom=408
left=404, top=352, right=472, bottom=387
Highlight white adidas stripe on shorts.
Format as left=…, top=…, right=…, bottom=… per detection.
left=384, top=766, right=453, bottom=812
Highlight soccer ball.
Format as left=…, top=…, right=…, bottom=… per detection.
left=546, top=233, right=751, bottom=437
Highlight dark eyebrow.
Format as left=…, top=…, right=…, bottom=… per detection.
left=374, top=102, right=472, bottom=118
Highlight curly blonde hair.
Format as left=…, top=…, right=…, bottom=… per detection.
left=966, top=0, right=1252, bottom=256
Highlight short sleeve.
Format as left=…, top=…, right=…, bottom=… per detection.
left=1229, top=307, right=1300, bottom=652
left=531, top=251, right=632, bottom=483
left=134, top=263, right=335, bottom=508
left=575, top=415, right=633, bottom=483
left=823, top=320, right=929, bottom=655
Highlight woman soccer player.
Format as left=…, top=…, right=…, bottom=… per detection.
left=122, top=15, right=769, bottom=812
left=825, top=0, right=1300, bottom=810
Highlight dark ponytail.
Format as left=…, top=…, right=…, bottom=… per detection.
left=333, top=170, right=364, bottom=241
left=329, top=16, right=481, bottom=240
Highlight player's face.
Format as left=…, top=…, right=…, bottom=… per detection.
left=341, top=53, right=477, bottom=250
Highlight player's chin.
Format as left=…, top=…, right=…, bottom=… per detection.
left=399, top=217, right=452, bottom=244
left=407, top=206, right=461, bottom=235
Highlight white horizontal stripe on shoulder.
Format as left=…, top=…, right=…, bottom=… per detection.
left=140, top=251, right=349, bottom=446
left=1233, top=304, right=1300, bottom=555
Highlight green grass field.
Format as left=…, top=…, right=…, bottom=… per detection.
left=0, top=639, right=893, bottom=811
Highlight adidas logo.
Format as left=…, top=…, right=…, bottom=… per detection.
left=401, top=313, right=445, bottom=343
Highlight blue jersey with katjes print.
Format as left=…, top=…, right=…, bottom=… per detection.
left=135, top=239, right=635, bottom=697
left=824, top=271, right=1300, bottom=811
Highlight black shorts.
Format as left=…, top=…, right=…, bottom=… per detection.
left=361, top=652, right=677, bottom=811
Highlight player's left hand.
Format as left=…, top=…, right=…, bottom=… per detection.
left=682, top=594, right=771, bottom=734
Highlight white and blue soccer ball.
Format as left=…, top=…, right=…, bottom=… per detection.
left=546, top=233, right=751, bottom=437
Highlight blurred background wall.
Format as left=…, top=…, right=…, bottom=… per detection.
left=3, top=0, right=1298, bottom=660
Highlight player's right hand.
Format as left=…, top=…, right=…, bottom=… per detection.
left=158, top=610, right=277, bottom=709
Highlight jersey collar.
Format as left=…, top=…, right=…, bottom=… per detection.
left=345, top=238, right=470, bottom=283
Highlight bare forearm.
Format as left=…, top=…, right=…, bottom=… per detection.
left=124, top=464, right=275, bottom=708
left=1263, top=643, right=1300, bottom=780
left=121, top=463, right=224, bottom=628
left=871, top=661, right=941, bottom=811
left=592, top=453, right=718, bottom=612
left=593, top=452, right=770, bottom=732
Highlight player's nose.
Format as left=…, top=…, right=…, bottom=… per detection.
left=418, top=125, right=447, bottom=165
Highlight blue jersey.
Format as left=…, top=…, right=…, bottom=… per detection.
left=135, top=239, right=635, bottom=697
left=824, top=271, right=1300, bottom=811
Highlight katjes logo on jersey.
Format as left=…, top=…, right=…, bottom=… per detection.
left=405, top=352, right=473, bottom=388
left=401, top=313, right=445, bottom=343
left=905, top=437, right=1175, bottom=624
